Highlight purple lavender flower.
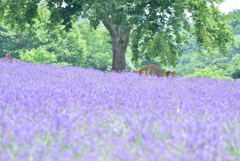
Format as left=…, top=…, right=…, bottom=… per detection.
left=0, top=61, right=239, bottom=161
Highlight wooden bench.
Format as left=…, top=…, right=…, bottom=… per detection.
left=133, top=64, right=175, bottom=78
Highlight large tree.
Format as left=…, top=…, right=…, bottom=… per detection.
left=0, top=0, right=233, bottom=71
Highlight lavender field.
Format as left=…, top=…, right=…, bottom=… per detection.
left=0, top=60, right=240, bottom=161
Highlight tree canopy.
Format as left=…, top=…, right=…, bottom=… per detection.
left=0, top=0, right=234, bottom=71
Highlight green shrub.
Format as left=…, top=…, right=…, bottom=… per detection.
left=20, top=47, right=57, bottom=64
left=231, top=69, right=240, bottom=79
left=55, top=62, right=72, bottom=66
left=188, top=66, right=230, bottom=79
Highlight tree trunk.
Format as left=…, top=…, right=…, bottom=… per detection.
left=103, top=21, right=131, bottom=72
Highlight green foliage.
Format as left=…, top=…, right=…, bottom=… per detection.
left=232, top=35, right=240, bottom=54
left=130, top=0, right=234, bottom=65
left=29, top=8, right=87, bottom=66
left=0, top=14, right=114, bottom=71
left=0, top=22, right=37, bottom=58
left=226, top=54, right=240, bottom=73
left=231, top=69, right=240, bottom=79
left=228, top=10, right=240, bottom=35
left=175, top=10, right=240, bottom=77
left=146, top=33, right=179, bottom=67
left=176, top=51, right=240, bottom=79
left=0, top=7, right=87, bottom=67
left=78, top=21, right=112, bottom=71
left=20, top=47, right=57, bottom=64
left=0, top=0, right=234, bottom=70
left=45, top=27, right=87, bottom=66
left=188, top=66, right=230, bottom=79
left=54, top=62, right=72, bottom=66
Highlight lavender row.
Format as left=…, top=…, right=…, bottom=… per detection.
left=0, top=61, right=240, bottom=161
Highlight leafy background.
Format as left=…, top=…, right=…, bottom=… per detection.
left=0, top=9, right=239, bottom=79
